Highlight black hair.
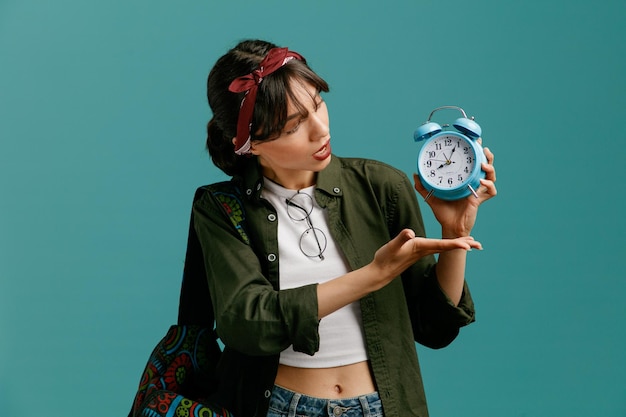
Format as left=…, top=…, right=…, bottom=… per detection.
left=205, top=39, right=329, bottom=176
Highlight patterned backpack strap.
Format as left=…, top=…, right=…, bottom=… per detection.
left=128, top=184, right=245, bottom=417
left=205, top=181, right=250, bottom=245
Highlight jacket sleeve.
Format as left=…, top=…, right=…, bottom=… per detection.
left=192, top=187, right=321, bottom=357
left=390, top=175, right=476, bottom=349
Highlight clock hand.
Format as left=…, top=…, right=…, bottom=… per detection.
left=446, top=147, right=456, bottom=166
left=429, top=158, right=449, bottom=169
left=438, top=146, right=458, bottom=168
left=437, top=149, right=456, bottom=168
left=437, top=161, right=456, bottom=169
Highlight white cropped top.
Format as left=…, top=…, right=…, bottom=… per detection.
left=262, top=180, right=369, bottom=368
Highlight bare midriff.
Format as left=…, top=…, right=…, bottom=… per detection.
left=274, top=360, right=376, bottom=399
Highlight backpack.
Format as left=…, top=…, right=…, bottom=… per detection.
left=128, top=182, right=246, bottom=417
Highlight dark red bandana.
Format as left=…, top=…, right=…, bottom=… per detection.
left=228, top=47, right=305, bottom=155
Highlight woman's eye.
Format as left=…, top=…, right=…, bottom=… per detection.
left=285, top=119, right=303, bottom=134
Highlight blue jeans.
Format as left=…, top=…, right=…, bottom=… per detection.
left=267, top=384, right=384, bottom=417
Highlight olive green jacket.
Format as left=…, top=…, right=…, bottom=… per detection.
left=192, top=155, right=475, bottom=417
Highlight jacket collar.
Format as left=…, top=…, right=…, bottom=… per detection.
left=316, top=155, right=344, bottom=198
left=236, top=155, right=344, bottom=202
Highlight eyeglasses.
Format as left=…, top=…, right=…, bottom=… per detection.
left=285, top=191, right=327, bottom=260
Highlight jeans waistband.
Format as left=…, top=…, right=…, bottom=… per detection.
left=267, top=384, right=383, bottom=417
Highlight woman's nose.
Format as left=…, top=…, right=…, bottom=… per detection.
left=309, top=113, right=329, bottom=140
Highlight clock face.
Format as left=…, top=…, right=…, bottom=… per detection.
left=419, top=134, right=477, bottom=189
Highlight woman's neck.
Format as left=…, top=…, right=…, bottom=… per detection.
left=262, top=168, right=317, bottom=190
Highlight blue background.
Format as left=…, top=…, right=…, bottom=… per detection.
left=1, top=1, right=625, bottom=416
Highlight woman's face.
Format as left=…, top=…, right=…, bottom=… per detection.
left=249, top=79, right=331, bottom=190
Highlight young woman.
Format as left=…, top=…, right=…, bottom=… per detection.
left=196, top=39, right=496, bottom=417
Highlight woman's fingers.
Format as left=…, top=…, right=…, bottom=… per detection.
left=477, top=146, right=497, bottom=200
left=412, top=236, right=482, bottom=253
left=483, top=146, right=494, bottom=164
left=482, top=147, right=496, bottom=182
left=378, top=231, right=480, bottom=264
left=479, top=178, right=497, bottom=199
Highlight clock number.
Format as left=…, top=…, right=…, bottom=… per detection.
left=429, top=151, right=436, bottom=158
left=444, top=139, right=452, bottom=146
left=429, top=170, right=436, bottom=177
left=447, top=177, right=453, bottom=185
left=466, top=156, right=473, bottom=164
left=458, top=174, right=463, bottom=182
left=463, top=147, right=469, bottom=154
left=426, top=160, right=432, bottom=168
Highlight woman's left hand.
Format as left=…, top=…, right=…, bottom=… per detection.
left=413, top=142, right=497, bottom=238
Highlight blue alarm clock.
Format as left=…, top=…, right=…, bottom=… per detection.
left=414, top=106, right=486, bottom=201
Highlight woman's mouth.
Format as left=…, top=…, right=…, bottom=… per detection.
left=313, top=140, right=331, bottom=161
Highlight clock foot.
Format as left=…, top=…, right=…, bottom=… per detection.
left=424, top=189, right=434, bottom=202
left=468, top=184, right=479, bottom=199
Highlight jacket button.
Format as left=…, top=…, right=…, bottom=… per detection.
left=333, top=187, right=341, bottom=194
left=246, top=188, right=252, bottom=195
left=267, top=214, right=277, bottom=222
left=264, top=389, right=272, bottom=398
left=267, top=253, right=277, bottom=262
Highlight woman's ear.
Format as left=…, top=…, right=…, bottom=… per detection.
left=246, top=139, right=262, bottom=155
left=232, top=137, right=260, bottom=155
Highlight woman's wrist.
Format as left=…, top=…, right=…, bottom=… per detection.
left=441, top=227, right=471, bottom=239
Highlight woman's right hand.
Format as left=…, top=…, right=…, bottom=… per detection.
left=370, top=229, right=481, bottom=286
